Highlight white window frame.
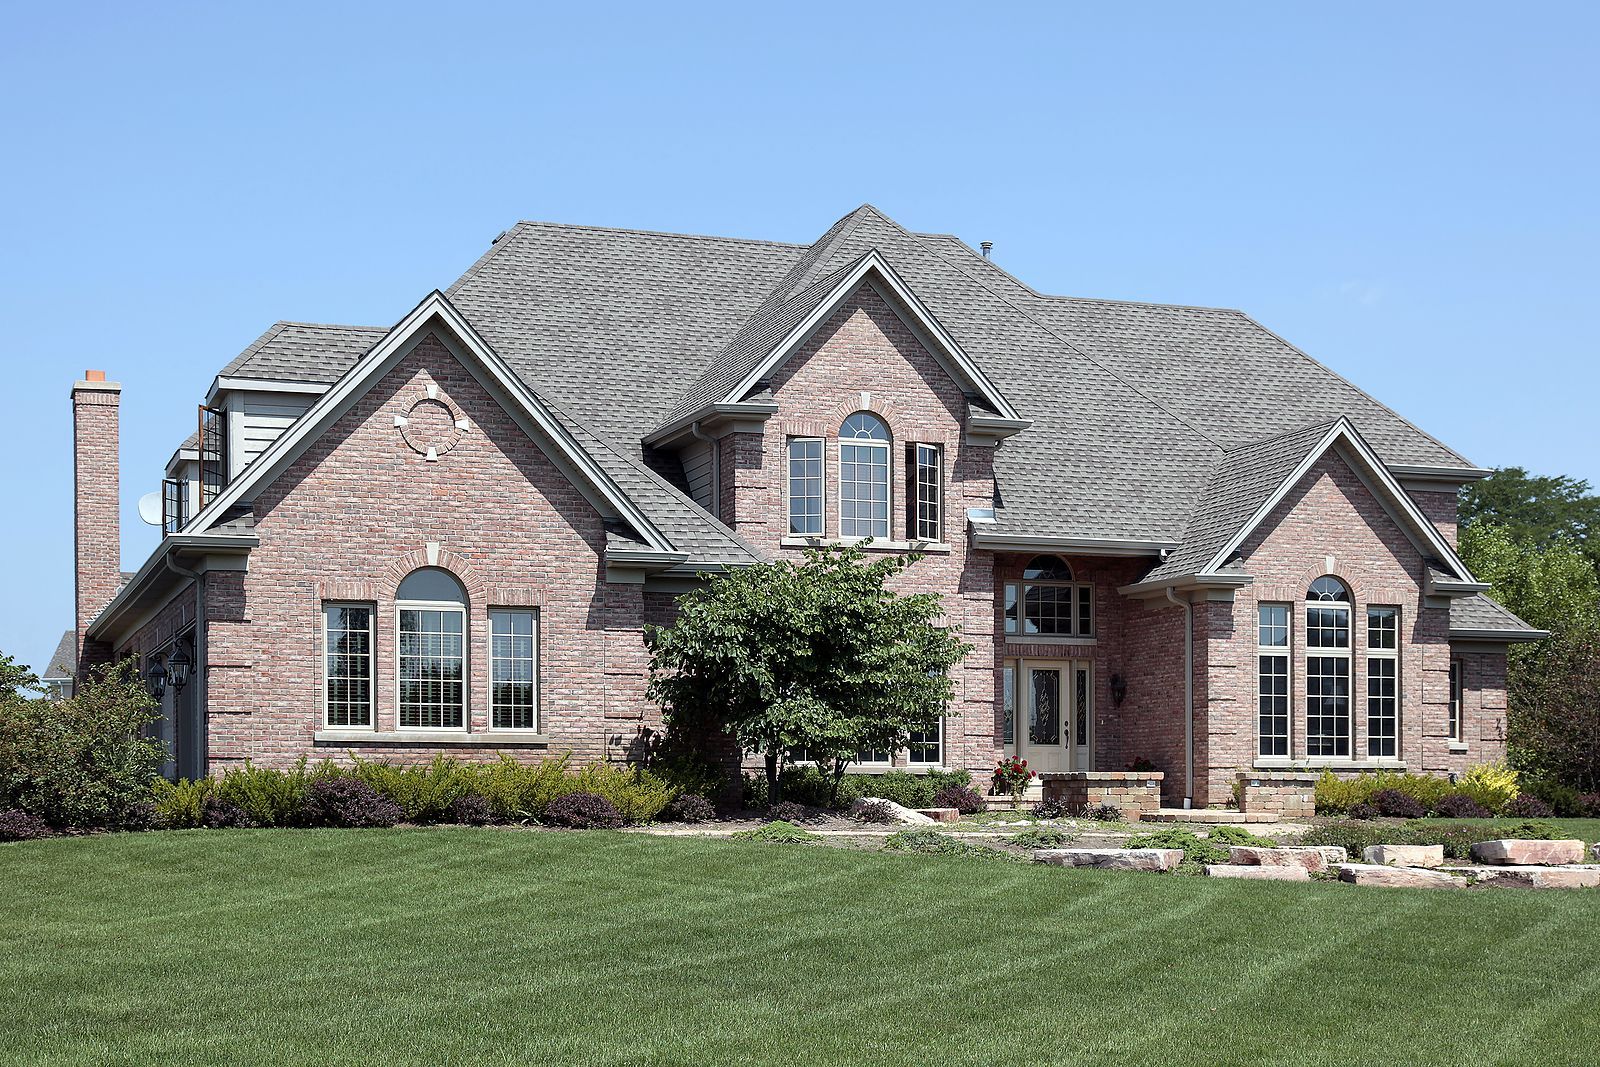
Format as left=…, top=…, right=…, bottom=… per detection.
left=1003, top=580, right=1094, bottom=638
left=1448, top=659, right=1465, bottom=743
left=1257, top=603, right=1291, bottom=758
left=1002, top=659, right=1017, bottom=750
left=913, top=443, right=942, bottom=543
left=322, top=602, right=375, bottom=729
left=907, top=717, right=944, bottom=766
left=1366, top=606, right=1400, bottom=759
left=786, top=436, right=825, bottom=536
left=395, top=598, right=468, bottom=731
left=838, top=414, right=891, bottom=540
left=489, top=608, right=540, bottom=733
left=1304, top=588, right=1352, bottom=758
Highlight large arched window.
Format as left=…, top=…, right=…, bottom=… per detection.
left=1304, top=575, right=1350, bottom=756
left=1003, top=555, right=1093, bottom=638
left=839, top=412, right=890, bottom=539
left=396, top=567, right=466, bottom=730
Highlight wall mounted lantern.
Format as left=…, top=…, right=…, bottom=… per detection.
left=167, top=645, right=192, bottom=693
left=1110, top=673, right=1128, bottom=708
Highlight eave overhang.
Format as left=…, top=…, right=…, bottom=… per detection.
left=970, top=530, right=1176, bottom=558
left=1118, top=572, right=1254, bottom=601
left=1449, top=625, right=1549, bottom=643
left=643, top=401, right=780, bottom=449
left=86, top=533, right=259, bottom=643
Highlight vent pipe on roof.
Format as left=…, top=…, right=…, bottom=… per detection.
left=980, top=241, right=993, bottom=260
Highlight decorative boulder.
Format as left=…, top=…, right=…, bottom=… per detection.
left=861, top=798, right=937, bottom=826
left=1228, top=845, right=1346, bottom=872
left=1362, top=844, right=1445, bottom=868
left=1469, top=839, right=1586, bottom=866
left=915, top=808, right=960, bottom=824
left=1203, top=864, right=1310, bottom=881
left=1033, top=848, right=1184, bottom=872
left=1455, top=866, right=1600, bottom=890
left=1336, top=864, right=1464, bottom=889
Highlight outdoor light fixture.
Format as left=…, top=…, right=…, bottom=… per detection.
left=1110, top=673, right=1128, bottom=708
left=145, top=659, right=167, bottom=702
left=167, top=645, right=192, bottom=692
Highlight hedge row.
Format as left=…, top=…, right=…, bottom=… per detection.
left=744, top=765, right=974, bottom=811
left=1313, top=764, right=1528, bottom=817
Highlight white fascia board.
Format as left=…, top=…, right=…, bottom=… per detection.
left=87, top=533, right=259, bottom=641
left=185, top=291, right=675, bottom=553
left=1202, top=418, right=1474, bottom=583
left=721, top=250, right=1023, bottom=423
left=1450, top=626, right=1549, bottom=642
left=206, top=376, right=330, bottom=406
left=970, top=530, right=1175, bottom=557
left=1118, top=571, right=1253, bottom=598
left=1389, top=463, right=1492, bottom=482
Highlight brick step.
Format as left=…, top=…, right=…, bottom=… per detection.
left=1144, top=808, right=1280, bottom=824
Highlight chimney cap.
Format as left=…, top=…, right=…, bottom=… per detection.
left=85, top=370, right=105, bottom=381
left=980, top=241, right=993, bottom=259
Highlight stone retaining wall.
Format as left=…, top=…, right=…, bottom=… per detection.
left=1234, top=771, right=1317, bottom=818
left=1040, top=771, right=1163, bottom=821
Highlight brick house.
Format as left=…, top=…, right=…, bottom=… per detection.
left=73, top=205, right=1542, bottom=806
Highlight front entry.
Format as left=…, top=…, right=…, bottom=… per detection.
left=1018, top=660, right=1093, bottom=773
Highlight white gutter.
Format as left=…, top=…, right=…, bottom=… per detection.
left=1166, top=586, right=1194, bottom=809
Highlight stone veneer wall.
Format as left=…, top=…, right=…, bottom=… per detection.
left=1040, top=771, right=1164, bottom=821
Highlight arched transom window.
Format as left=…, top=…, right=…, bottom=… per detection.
left=1303, top=575, right=1351, bottom=757
left=1003, top=555, right=1093, bottom=638
left=838, top=412, right=890, bottom=539
left=396, top=567, right=466, bottom=730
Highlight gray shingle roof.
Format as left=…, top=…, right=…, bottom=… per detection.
left=207, top=206, right=1477, bottom=565
left=1450, top=594, right=1544, bottom=638
left=43, top=629, right=75, bottom=681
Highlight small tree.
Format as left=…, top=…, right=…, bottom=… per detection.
left=645, top=546, right=970, bottom=805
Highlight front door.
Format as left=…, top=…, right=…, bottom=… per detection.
left=1019, top=660, right=1093, bottom=774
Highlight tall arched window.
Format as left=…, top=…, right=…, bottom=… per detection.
left=396, top=567, right=467, bottom=730
left=839, top=412, right=890, bottom=539
left=1003, top=555, right=1093, bottom=637
left=1304, top=575, right=1350, bottom=756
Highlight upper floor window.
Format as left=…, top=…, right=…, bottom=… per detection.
left=1003, top=556, right=1093, bottom=638
left=787, top=437, right=824, bottom=535
left=839, top=412, right=890, bottom=539
left=490, top=609, right=539, bottom=731
left=396, top=567, right=466, bottom=730
left=910, top=443, right=942, bottom=542
left=1304, top=576, right=1351, bottom=757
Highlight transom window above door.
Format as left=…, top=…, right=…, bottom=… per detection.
left=1003, top=556, right=1094, bottom=638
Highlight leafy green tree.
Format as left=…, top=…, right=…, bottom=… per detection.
left=645, top=546, right=970, bottom=805
left=0, top=652, right=42, bottom=703
left=1460, top=523, right=1600, bottom=635
left=1460, top=467, right=1600, bottom=573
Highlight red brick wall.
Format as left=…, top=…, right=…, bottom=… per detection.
left=73, top=380, right=122, bottom=672
left=1410, top=488, right=1460, bottom=549
left=1199, top=450, right=1500, bottom=804
left=190, top=333, right=656, bottom=771
left=716, top=283, right=1000, bottom=773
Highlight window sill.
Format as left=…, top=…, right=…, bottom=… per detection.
left=780, top=536, right=951, bottom=554
left=314, top=730, right=549, bottom=746
left=1253, top=758, right=1408, bottom=772
left=1447, top=741, right=1469, bottom=753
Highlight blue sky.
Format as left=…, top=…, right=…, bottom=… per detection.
left=2, top=2, right=1596, bottom=677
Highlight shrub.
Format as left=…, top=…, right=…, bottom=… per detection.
left=1577, top=793, right=1600, bottom=818
left=201, top=796, right=253, bottom=829
left=1031, top=799, right=1070, bottom=819
left=883, top=828, right=1011, bottom=861
left=568, top=764, right=677, bottom=824
left=1077, top=803, right=1122, bottom=822
left=0, top=659, right=165, bottom=829
left=1123, top=827, right=1228, bottom=866
left=1455, top=761, right=1521, bottom=816
left=303, top=777, right=402, bottom=829
left=1370, top=788, right=1427, bottom=819
left=446, top=793, right=494, bottom=826
left=861, top=770, right=937, bottom=810
left=1432, top=793, right=1490, bottom=819
left=542, top=791, right=624, bottom=829
left=151, top=778, right=213, bottom=829
left=661, top=793, right=716, bottom=823
left=348, top=756, right=468, bottom=824
left=768, top=800, right=815, bottom=823
left=1010, top=826, right=1072, bottom=849
left=213, top=759, right=327, bottom=827
left=1314, top=768, right=1451, bottom=816
left=932, top=784, right=984, bottom=815
left=1206, top=825, right=1276, bottom=848
left=731, top=820, right=817, bottom=843
left=0, top=808, right=51, bottom=841
left=850, top=798, right=898, bottom=824
left=1504, top=794, right=1554, bottom=818
left=1346, top=802, right=1377, bottom=820
left=1300, top=818, right=1562, bottom=861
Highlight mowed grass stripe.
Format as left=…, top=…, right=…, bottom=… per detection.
left=4, top=830, right=1600, bottom=1066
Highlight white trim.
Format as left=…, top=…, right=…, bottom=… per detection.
left=207, top=376, right=330, bottom=406
left=186, top=291, right=676, bottom=553
left=1365, top=605, right=1401, bottom=760
left=722, top=251, right=1024, bottom=423
left=1203, top=418, right=1474, bottom=582
left=394, top=598, right=468, bottom=732
left=1303, top=597, right=1353, bottom=759
left=786, top=436, right=826, bottom=537
left=971, top=531, right=1175, bottom=557
left=488, top=607, right=540, bottom=733
left=322, top=601, right=376, bottom=731
left=1256, top=602, right=1293, bottom=759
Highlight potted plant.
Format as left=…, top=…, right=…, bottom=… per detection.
left=993, top=757, right=1036, bottom=809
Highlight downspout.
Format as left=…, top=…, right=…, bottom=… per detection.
left=164, top=549, right=206, bottom=779
left=689, top=421, right=719, bottom=520
left=1165, top=587, right=1194, bottom=809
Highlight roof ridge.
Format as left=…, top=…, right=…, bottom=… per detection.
left=510, top=218, right=807, bottom=248
left=268, top=320, right=386, bottom=331
left=1219, top=417, right=1342, bottom=456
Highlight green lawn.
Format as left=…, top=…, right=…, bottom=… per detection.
left=5, top=830, right=1600, bottom=1066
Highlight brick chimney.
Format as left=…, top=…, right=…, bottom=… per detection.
left=73, top=370, right=122, bottom=672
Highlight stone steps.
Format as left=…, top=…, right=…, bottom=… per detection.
left=1144, top=808, right=1280, bottom=824
left=1204, top=864, right=1309, bottom=881
left=1032, top=847, right=1183, bottom=872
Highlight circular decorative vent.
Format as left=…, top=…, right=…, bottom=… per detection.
left=398, top=396, right=465, bottom=460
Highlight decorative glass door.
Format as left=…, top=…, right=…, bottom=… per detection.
left=1019, top=661, right=1092, bottom=773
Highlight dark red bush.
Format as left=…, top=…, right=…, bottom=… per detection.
left=933, top=784, right=984, bottom=815
left=303, top=777, right=402, bottom=828
left=1576, top=793, right=1600, bottom=818
left=543, top=791, right=624, bottom=829
left=447, top=793, right=494, bottom=826
left=201, top=796, right=253, bottom=829
left=1505, top=793, right=1554, bottom=819
left=767, top=800, right=814, bottom=823
left=1346, top=802, right=1378, bottom=820
left=1370, top=789, right=1426, bottom=819
left=1432, top=793, right=1490, bottom=819
left=662, top=793, right=717, bottom=823
left=0, top=809, right=51, bottom=841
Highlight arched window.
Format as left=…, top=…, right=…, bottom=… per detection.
left=396, top=568, right=466, bottom=730
left=1004, top=555, right=1092, bottom=637
left=839, top=412, right=890, bottom=539
left=1304, top=575, right=1351, bottom=756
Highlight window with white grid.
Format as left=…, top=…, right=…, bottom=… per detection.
left=1366, top=606, right=1399, bottom=758
left=490, top=609, right=538, bottom=731
left=323, top=604, right=373, bottom=728
left=1257, top=603, right=1290, bottom=757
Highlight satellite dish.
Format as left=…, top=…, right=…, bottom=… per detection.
left=138, top=491, right=164, bottom=526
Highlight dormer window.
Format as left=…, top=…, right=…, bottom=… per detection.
left=839, top=412, right=890, bottom=539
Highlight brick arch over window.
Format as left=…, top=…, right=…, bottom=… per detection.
left=826, top=393, right=901, bottom=435
left=380, top=548, right=489, bottom=605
